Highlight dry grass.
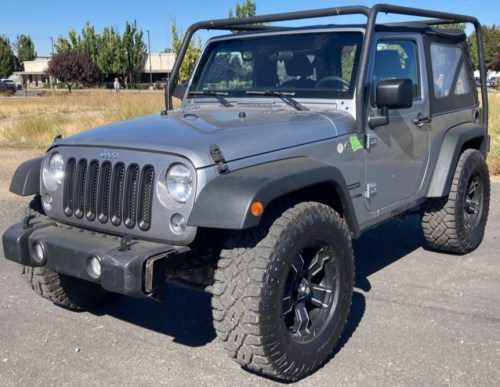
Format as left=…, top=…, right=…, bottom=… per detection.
left=0, top=89, right=499, bottom=176
left=487, top=93, right=500, bottom=175
left=0, top=90, right=178, bottom=149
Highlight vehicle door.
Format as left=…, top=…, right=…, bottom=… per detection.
left=364, top=35, right=430, bottom=212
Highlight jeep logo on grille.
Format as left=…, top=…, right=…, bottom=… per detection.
left=101, top=149, right=118, bottom=160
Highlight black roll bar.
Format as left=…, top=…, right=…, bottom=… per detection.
left=166, top=3, right=488, bottom=133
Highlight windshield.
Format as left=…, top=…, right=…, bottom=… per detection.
left=190, top=30, right=363, bottom=100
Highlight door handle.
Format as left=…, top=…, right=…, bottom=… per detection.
left=413, top=113, right=432, bottom=127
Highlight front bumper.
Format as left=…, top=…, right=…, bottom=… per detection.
left=2, top=218, right=189, bottom=300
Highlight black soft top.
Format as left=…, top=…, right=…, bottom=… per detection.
left=376, top=22, right=466, bottom=40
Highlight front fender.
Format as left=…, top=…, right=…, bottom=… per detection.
left=188, top=157, right=360, bottom=237
left=9, top=157, right=42, bottom=196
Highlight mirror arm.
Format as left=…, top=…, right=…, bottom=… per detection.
left=368, top=106, right=389, bottom=129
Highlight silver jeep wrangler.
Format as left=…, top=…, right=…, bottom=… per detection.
left=2, top=4, right=490, bottom=381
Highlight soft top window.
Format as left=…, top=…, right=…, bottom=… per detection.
left=424, top=35, right=478, bottom=115
left=430, top=44, right=461, bottom=99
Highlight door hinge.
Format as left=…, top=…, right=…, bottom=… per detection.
left=365, top=134, right=377, bottom=149
left=364, top=183, right=377, bottom=199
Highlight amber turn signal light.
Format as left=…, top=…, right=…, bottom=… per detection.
left=251, top=201, right=263, bottom=216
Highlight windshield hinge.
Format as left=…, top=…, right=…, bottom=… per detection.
left=209, top=144, right=228, bottom=174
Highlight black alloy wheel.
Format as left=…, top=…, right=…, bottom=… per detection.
left=283, top=244, right=339, bottom=344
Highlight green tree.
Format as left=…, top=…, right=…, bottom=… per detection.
left=171, top=22, right=202, bottom=83
left=11, top=34, right=37, bottom=71
left=468, top=24, right=500, bottom=70
left=118, top=20, right=146, bottom=87
left=492, top=50, right=500, bottom=72
left=80, top=22, right=101, bottom=63
left=0, top=35, right=15, bottom=78
left=228, top=0, right=269, bottom=33
left=54, top=29, right=80, bottom=53
left=53, top=21, right=147, bottom=86
left=435, top=23, right=466, bottom=31
left=228, top=0, right=256, bottom=18
left=96, top=27, right=122, bottom=78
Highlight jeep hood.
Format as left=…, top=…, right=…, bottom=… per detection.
left=54, top=107, right=354, bottom=168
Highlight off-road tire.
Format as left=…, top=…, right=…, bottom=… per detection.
left=19, top=194, right=119, bottom=311
left=421, top=149, right=490, bottom=253
left=212, top=201, right=354, bottom=381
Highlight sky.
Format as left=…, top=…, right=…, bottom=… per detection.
left=1, top=0, right=498, bottom=56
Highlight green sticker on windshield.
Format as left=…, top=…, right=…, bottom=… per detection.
left=349, top=135, right=364, bottom=152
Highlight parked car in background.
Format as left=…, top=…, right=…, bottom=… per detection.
left=0, top=79, right=21, bottom=91
left=475, top=77, right=481, bottom=86
left=488, top=77, right=498, bottom=86
left=0, top=79, right=17, bottom=93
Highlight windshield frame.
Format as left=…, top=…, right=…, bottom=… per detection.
left=187, top=28, right=364, bottom=103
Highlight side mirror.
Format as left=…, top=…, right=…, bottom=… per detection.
left=369, top=79, right=413, bottom=129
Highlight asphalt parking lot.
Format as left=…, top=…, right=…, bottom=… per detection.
left=0, top=181, right=499, bottom=387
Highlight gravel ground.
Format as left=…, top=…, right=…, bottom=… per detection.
left=0, top=150, right=499, bottom=387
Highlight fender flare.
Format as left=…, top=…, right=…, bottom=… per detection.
left=9, top=157, right=42, bottom=196
left=426, top=123, right=487, bottom=198
left=188, top=157, right=360, bottom=237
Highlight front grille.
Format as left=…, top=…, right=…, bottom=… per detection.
left=63, top=158, right=154, bottom=231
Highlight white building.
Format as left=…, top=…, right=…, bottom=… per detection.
left=16, top=53, right=176, bottom=87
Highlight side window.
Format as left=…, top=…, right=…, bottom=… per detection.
left=373, top=39, right=421, bottom=99
left=455, top=63, right=470, bottom=95
left=430, top=44, right=462, bottom=98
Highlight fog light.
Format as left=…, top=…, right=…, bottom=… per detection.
left=88, top=256, right=101, bottom=277
left=170, top=214, right=186, bottom=234
left=32, top=242, right=45, bottom=263
left=44, top=193, right=52, bottom=210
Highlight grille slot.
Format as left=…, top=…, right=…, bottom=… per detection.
left=97, top=161, right=112, bottom=223
left=74, top=159, right=88, bottom=219
left=62, top=157, right=155, bottom=232
left=124, top=164, right=140, bottom=228
left=85, top=160, right=99, bottom=221
left=111, top=163, right=126, bottom=226
left=138, top=165, right=155, bottom=231
left=63, top=158, right=76, bottom=216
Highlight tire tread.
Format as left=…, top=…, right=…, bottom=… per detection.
left=212, top=201, right=353, bottom=380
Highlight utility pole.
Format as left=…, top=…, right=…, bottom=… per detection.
left=50, top=37, right=55, bottom=92
left=146, top=30, right=152, bottom=84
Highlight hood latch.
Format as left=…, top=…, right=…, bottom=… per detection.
left=209, top=144, right=228, bottom=174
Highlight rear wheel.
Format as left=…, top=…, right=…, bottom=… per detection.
left=19, top=194, right=119, bottom=310
left=421, top=149, right=490, bottom=253
left=212, top=201, right=354, bottom=381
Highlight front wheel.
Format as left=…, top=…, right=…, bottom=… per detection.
left=19, top=194, right=119, bottom=310
left=20, top=266, right=119, bottom=311
left=212, top=202, right=354, bottom=381
left=421, top=149, right=490, bottom=253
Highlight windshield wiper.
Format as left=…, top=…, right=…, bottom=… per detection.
left=189, top=90, right=233, bottom=107
left=246, top=90, right=309, bottom=111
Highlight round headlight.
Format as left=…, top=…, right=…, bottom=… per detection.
left=166, top=164, right=193, bottom=203
left=49, top=153, right=64, bottom=184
